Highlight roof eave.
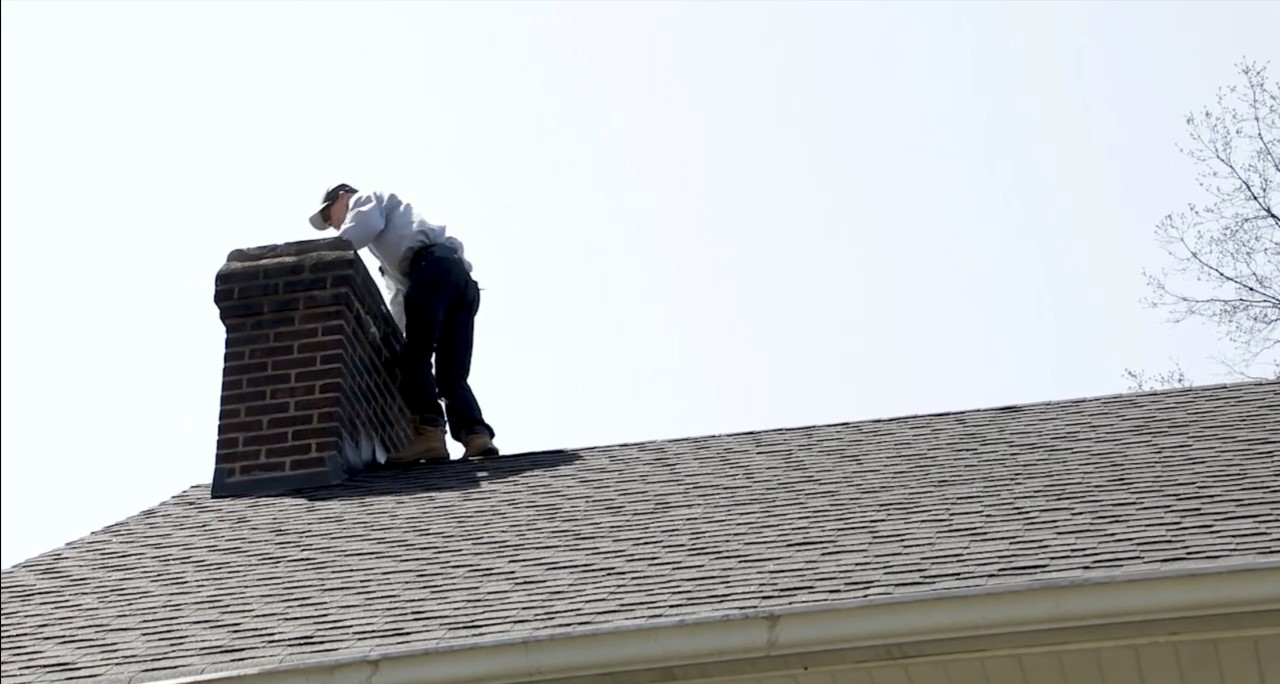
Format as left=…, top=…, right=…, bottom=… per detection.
left=153, top=560, right=1280, bottom=684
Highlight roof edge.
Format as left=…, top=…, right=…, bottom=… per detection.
left=154, top=558, right=1280, bottom=684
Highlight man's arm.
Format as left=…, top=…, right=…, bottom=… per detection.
left=337, top=193, right=386, bottom=250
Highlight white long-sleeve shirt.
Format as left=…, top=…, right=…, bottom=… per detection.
left=335, top=189, right=471, bottom=330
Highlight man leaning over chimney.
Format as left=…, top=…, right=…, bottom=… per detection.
left=309, top=183, right=499, bottom=463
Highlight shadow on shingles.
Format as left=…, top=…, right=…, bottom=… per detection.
left=293, top=449, right=583, bottom=501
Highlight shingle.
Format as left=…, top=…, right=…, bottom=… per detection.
left=3, top=380, right=1279, bottom=683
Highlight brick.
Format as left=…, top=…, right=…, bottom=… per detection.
left=224, top=350, right=247, bottom=364
left=263, top=262, right=307, bottom=279
left=299, top=309, right=344, bottom=326
left=289, top=456, right=330, bottom=471
left=222, top=378, right=244, bottom=393
left=247, top=345, right=296, bottom=361
left=222, top=389, right=269, bottom=406
left=236, top=281, right=280, bottom=299
left=244, top=402, right=291, bottom=418
left=265, top=443, right=313, bottom=459
left=239, top=461, right=287, bottom=476
left=272, top=356, right=317, bottom=372
left=216, top=268, right=263, bottom=285
left=339, top=414, right=358, bottom=437
left=321, top=323, right=347, bottom=337
left=318, top=381, right=343, bottom=395
left=213, top=286, right=237, bottom=305
left=292, top=425, right=340, bottom=441
left=298, top=338, right=347, bottom=355
left=245, top=373, right=292, bottom=389
left=242, top=431, right=290, bottom=448
left=271, top=385, right=316, bottom=400
left=226, top=332, right=273, bottom=349
left=302, top=291, right=349, bottom=309
left=274, top=328, right=320, bottom=343
left=219, top=301, right=267, bottom=318
left=319, top=353, right=345, bottom=366
left=219, top=407, right=242, bottom=421
left=216, top=449, right=262, bottom=465
left=309, top=258, right=355, bottom=274
left=244, top=315, right=298, bottom=332
left=216, top=436, right=240, bottom=451
left=267, top=414, right=314, bottom=430
left=224, top=361, right=269, bottom=378
left=328, top=272, right=358, bottom=289
left=313, top=438, right=342, bottom=454
left=266, top=297, right=303, bottom=314
left=316, top=410, right=342, bottom=425
left=282, top=277, right=330, bottom=294
left=218, top=419, right=263, bottom=436
left=296, top=396, right=342, bottom=411
left=296, top=366, right=344, bottom=383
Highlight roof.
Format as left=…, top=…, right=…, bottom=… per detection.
left=3, top=380, right=1279, bottom=683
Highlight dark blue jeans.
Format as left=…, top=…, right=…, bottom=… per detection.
left=400, top=244, right=494, bottom=441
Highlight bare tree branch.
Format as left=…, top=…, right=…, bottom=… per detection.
left=1129, top=59, right=1280, bottom=389
left=1244, top=62, right=1280, bottom=176
left=1123, top=362, right=1193, bottom=392
left=1178, top=233, right=1280, bottom=306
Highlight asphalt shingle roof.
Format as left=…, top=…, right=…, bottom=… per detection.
left=3, top=380, right=1279, bottom=683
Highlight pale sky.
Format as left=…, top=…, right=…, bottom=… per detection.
left=2, top=0, right=1276, bottom=569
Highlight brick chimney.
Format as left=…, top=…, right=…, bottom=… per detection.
left=211, top=238, right=412, bottom=497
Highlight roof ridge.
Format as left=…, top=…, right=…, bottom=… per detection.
left=175, top=377, right=1280, bottom=485
left=534, top=378, right=1280, bottom=455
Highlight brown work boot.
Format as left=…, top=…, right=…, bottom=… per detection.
left=389, top=417, right=450, bottom=465
left=462, top=430, right=499, bottom=459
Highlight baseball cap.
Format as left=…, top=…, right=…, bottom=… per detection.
left=308, top=183, right=359, bottom=231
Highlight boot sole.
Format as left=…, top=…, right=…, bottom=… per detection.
left=464, top=446, right=500, bottom=460
left=385, top=456, right=450, bottom=467
left=387, top=444, right=450, bottom=466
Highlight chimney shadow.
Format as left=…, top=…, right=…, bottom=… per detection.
left=289, top=449, right=583, bottom=501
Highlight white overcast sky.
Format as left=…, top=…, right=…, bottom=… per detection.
left=2, top=0, right=1277, bottom=569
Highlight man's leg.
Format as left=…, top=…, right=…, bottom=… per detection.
left=435, top=270, right=497, bottom=457
left=392, top=254, right=453, bottom=462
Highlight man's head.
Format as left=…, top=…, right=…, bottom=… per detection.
left=308, top=183, right=360, bottom=231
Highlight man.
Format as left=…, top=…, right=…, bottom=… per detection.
left=308, top=183, right=499, bottom=463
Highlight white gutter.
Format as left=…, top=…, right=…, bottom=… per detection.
left=162, top=560, right=1280, bottom=684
